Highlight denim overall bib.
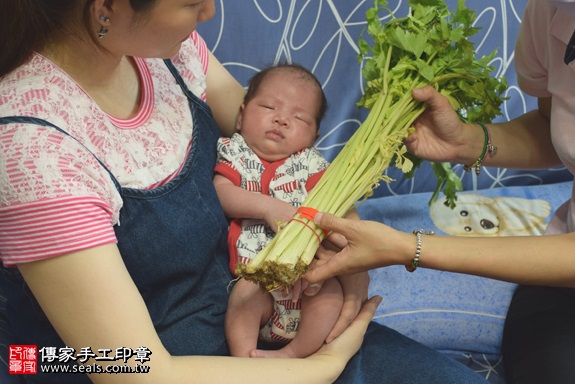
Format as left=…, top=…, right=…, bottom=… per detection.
left=0, top=60, right=232, bottom=383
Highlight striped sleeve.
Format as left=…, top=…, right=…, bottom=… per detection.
left=0, top=196, right=117, bottom=267
left=172, top=31, right=209, bottom=101
left=191, top=30, right=209, bottom=76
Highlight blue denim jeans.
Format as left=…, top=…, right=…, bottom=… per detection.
left=338, top=322, right=487, bottom=383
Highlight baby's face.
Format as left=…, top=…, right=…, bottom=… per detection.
left=237, top=72, right=320, bottom=162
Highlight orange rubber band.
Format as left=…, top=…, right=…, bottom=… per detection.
left=296, top=206, right=319, bottom=221
left=294, top=206, right=329, bottom=238
left=290, top=218, right=323, bottom=245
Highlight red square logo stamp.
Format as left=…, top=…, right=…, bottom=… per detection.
left=9, top=345, right=38, bottom=374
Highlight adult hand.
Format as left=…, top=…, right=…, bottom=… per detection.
left=329, top=272, right=369, bottom=343
left=303, top=230, right=347, bottom=296
left=310, top=294, right=382, bottom=371
left=404, top=86, right=467, bottom=163
left=305, top=230, right=370, bottom=343
left=305, top=212, right=410, bottom=283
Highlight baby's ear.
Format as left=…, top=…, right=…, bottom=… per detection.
left=236, top=104, right=246, bottom=131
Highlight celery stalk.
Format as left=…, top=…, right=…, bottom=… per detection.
left=236, top=0, right=507, bottom=291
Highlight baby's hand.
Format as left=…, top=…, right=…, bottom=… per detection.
left=280, top=278, right=309, bottom=302
left=263, top=200, right=297, bottom=232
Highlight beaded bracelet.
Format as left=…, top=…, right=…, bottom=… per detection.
left=464, top=122, right=497, bottom=176
left=405, top=229, right=435, bottom=272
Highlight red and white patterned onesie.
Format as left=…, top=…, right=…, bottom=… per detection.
left=215, top=133, right=328, bottom=342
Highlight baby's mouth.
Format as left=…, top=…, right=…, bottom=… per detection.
left=266, top=129, right=284, bottom=140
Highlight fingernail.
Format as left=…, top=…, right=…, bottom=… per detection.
left=305, top=284, right=320, bottom=296
left=313, top=212, right=323, bottom=225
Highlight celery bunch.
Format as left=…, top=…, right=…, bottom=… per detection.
left=236, top=0, right=507, bottom=291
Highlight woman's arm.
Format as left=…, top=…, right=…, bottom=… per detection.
left=205, top=51, right=246, bottom=137
left=18, top=243, right=380, bottom=384
left=407, top=87, right=561, bottom=170
left=422, top=230, right=575, bottom=288
left=471, top=97, right=558, bottom=170
left=305, top=212, right=575, bottom=289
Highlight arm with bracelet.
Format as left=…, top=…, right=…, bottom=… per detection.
left=305, top=2, right=575, bottom=382
left=463, top=122, right=497, bottom=175
left=403, top=88, right=561, bottom=171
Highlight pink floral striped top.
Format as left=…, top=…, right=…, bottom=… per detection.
left=0, top=32, right=209, bottom=266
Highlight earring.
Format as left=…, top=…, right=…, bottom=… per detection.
left=97, top=15, right=110, bottom=39
left=97, top=25, right=109, bottom=39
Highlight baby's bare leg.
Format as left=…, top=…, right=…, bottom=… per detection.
left=225, top=278, right=274, bottom=357
left=251, top=277, right=344, bottom=358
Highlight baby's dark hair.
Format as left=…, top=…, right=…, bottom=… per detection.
left=244, top=63, right=328, bottom=129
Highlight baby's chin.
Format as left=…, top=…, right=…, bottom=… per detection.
left=257, top=152, right=291, bottom=162
left=251, top=145, right=295, bottom=162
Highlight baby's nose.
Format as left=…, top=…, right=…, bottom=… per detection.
left=273, top=114, right=288, bottom=126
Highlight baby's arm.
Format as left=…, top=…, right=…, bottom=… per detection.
left=213, top=174, right=296, bottom=231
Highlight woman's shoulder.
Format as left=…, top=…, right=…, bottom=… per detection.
left=165, top=31, right=209, bottom=101
left=0, top=54, right=97, bottom=126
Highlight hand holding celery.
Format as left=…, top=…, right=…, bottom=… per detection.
left=236, top=0, right=507, bottom=291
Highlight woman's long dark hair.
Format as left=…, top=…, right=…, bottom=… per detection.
left=0, top=0, right=157, bottom=79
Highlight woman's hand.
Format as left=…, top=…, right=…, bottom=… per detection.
left=404, top=86, right=468, bottom=163
left=305, top=212, right=411, bottom=284
left=308, top=294, right=382, bottom=375
left=304, top=230, right=370, bottom=343
left=329, top=272, right=370, bottom=343
left=18, top=243, right=380, bottom=384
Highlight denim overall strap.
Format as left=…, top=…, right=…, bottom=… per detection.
left=0, top=61, right=232, bottom=383
left=113, top=60, right=232, bottom=356
left=0, top=116, right=121, bottom=192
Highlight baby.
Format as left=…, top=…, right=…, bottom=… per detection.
left=214, top=63, right=344, bottom=358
